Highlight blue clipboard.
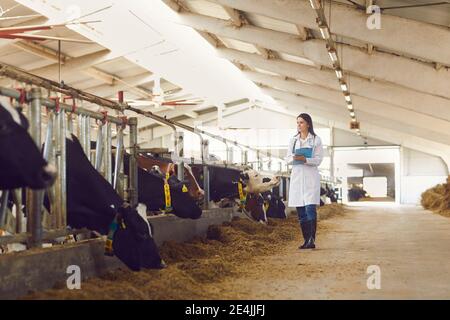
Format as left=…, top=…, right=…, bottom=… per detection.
left=293, top=148, right=313, bottom=165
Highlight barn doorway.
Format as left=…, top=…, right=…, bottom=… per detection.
left=333, top=147, right=400, bottom=204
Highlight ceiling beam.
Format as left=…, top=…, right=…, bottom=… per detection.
left=220, top=3, right=273, bottom=59
left=12, top=41, right=115, bottom=85
left=29, top=49, right=113, bottom=80
left=248, top=71, right=450, bottom=144
left=82, top=72, right=156, bottom=98
left=177, top=12, right=450, bottom=99
left=295, top=25, right=308, bottom=41
left=261, top=87, right=450, bottom=169
left=218, top=48, right=450, bottom=121
left=210, top=0, right=450, bottom=67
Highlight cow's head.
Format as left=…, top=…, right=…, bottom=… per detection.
left=0, top=97, right=56, bottom=190
left=112, top=203, right=163, bottom=271
left=241, top=169, right=280, bottom=194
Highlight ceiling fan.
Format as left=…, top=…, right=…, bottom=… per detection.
left=115, top=77, right=204, bottom=108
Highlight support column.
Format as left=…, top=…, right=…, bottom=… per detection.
left=28, top=88, right=43, bottom=247
left=128, top=117, right=138, bottom=207
left=202, top=139, right=210, bottom=210
left=175, top=131, right=185, bottom=182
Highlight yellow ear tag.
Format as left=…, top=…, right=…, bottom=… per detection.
left=182, top=184, right=188, bottom=193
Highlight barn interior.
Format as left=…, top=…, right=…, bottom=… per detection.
left=0, top=0, right=449, bottom=300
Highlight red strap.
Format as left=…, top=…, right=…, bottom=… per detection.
left=50, top=97, right=60, bottom=113
left=63, top=96, right=77, bottom=115
left=118, top=91, right=124, bottom=103
left=100, top=110, right=108, bottom=125
left=15, top=88, right=26, bottom=105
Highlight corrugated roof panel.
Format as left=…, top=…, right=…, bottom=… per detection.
left=245, top=12, right=299, bottom=36
left=277, top=52, right=316, bottom=67
left=183, top=0, right=230, bottom=20
left=217, top=36, right=259, bottom=54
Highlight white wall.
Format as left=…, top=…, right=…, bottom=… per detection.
left=400, top=147, right=448, bottom=204
left=401, top=176, right=447, bottom=204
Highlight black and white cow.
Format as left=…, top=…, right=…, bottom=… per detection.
left=190, top=165, right=282, bottom=222
left=190, top=164, right=244, bottom=202
left=0, top=97, right=56, bottom=190
left=122, top=154, right=202, bottom=220
left=44, top=135, right=164, bottom=271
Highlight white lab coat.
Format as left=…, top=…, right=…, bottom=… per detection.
left=286, top=133, right=324, bottom=207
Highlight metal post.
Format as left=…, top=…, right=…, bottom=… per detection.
left=175, top=131, right=184, bottom=182
left=42, top=110, right=55, bottom=228
left=13, top=189, right=23, bottom=233
left=95, top=124, right=104, bottom=171
left=226, top=144, right=233, bottom=165
left=279, top=176, right=284, bottom=199
left=257, top=150, right=262, bottom=171
left=202, top=139, right=210, bottom=210
left=60, top=110, right=67, bottom=227
left=128, top=117, right=138, bottom=207
left=85, top=116, right=94, bottom=163
left=268, top=157, right=272, bottom=171
left=77, top=114, right=83, bottom=150
left=104, top=121, right=112, bottom=183
left=54, top=108, right=67, bottom=228
left=85, top=116, right=91, bottom=162
left=113, top=125, right=124, bottom=191
left=29, top=87, right=43, bottom=247
left=243, top=150, right=248, bottom=165
left=286, top=177, right=290, bottom=203
left=0, top=190, right=9, bottom=229
left=48, top=112, right=57, bottom=229
left=67, top=114, right=74, bottom=134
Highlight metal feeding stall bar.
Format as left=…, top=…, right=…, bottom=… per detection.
left=0, top=64, right=139, bottom=249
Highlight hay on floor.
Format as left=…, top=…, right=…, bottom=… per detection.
left=421, top=176, right=450, bottom=217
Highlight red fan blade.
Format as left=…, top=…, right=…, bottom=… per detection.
left=0, top=21, right=100, bottom=35
left=0, top=34, right=46, bottom=41
left=162, top=102, right=198, bottom=106
left=0, top=25, right=53, bottom=36
left=0, top=33, right=93, bottom=43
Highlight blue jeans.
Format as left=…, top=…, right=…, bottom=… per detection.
left=296, top=205, right=317, bottom=224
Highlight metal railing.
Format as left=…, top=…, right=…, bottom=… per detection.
left=0, top=86, right=138, bottom=248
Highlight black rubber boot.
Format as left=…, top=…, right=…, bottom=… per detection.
left=299, top=221, right=311, bottom=249
left=305, top=219, right=316, bottom=249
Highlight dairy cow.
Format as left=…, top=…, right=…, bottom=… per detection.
left=44, top=135, right=164, bottom=271
left=122, top=154, right=202, bottom=219
left=0, top=97, right=56, bottom=190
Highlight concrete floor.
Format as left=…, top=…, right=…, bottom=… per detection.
left=203, top=203, right=450, bottom=299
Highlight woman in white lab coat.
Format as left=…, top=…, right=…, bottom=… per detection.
left=286, top=113, right=324, bottom=249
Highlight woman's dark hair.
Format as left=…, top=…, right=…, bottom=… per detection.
left=297, top=113, right=316, bottom=137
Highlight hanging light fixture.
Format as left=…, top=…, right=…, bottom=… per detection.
left=309, top=0, right=322, bottom=9
left=339, top=81, right=348, bottom=92
left=327, top=48, right=338, bottom=62
left=334, top=67, right=343, bottom=79
left=344, top=93, right=351, bottom=102
left=319, top=23, right=330, bottom=39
